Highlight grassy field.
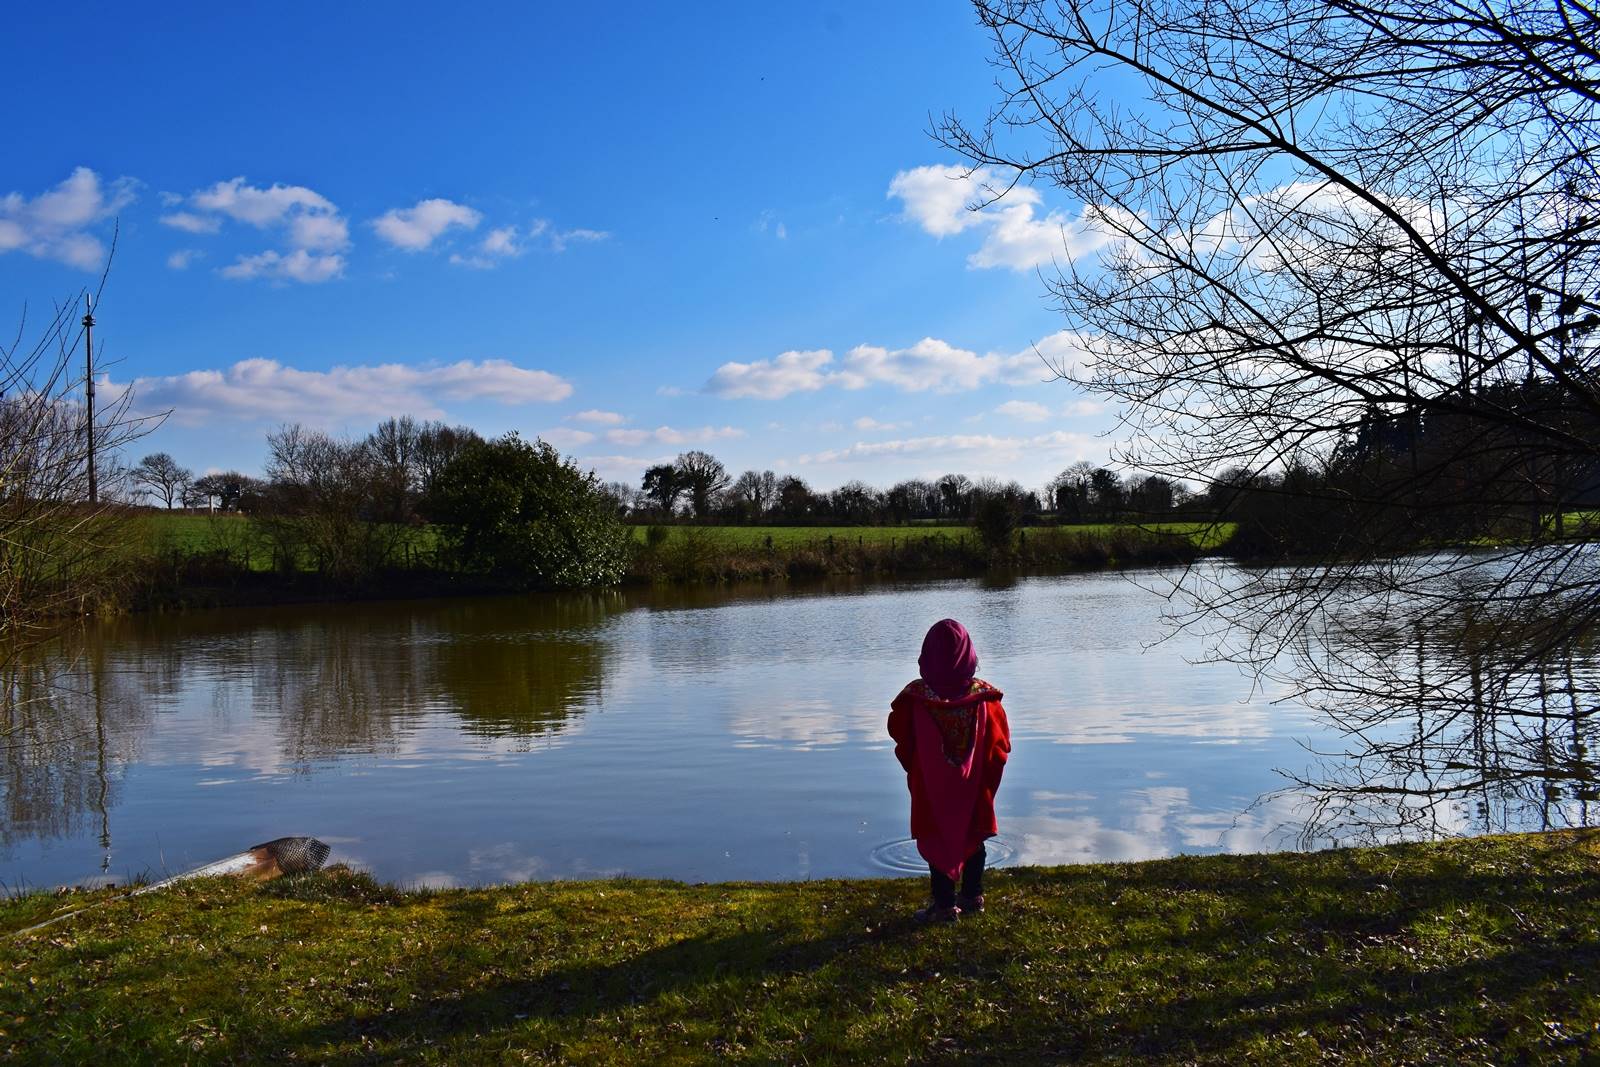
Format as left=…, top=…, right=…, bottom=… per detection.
left=3, top=831, right=1597, bottom=1064
left=134, top=513, right=439, bottom=572
left=635, top=521, right=1234, bottom=552
left=132, top=514, right=1235, bottom=570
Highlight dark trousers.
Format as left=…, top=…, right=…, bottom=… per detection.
left=929, top=844, right=986, bottom=907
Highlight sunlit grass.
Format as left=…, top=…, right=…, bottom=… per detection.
left=130, top=515, right=1233, bottom=576
left=134, top=513, right=439, bottom=572
left=3, top=831, right=1596, bottom=1063
left=630, top=521, right=1234, bottom=551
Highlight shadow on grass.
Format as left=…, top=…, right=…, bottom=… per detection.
left=197, top=842, right=1600, bottom=1062
left=260, top=913, right=908, bottom=1059
left=1033, top=936, right=1600, bottom=1063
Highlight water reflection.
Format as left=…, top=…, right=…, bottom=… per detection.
left=4, top=566, right=1594, bottom=889
left=1, top=594, right=625, bottom=862
left=1285, top=592, right=1600, bottom=843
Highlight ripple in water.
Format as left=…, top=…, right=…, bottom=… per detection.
left=868, top=836, right=1018, bottom=874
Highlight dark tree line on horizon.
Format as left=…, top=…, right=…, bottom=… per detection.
left=132, top=386, right=1600, bottom=554
left=132, top=416, right=1203, bottom=533
left=623, top=453, right=1186, bottom=526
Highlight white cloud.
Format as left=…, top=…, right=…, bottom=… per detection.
left=220, top=249, right=345, bottom=284
left=115, top=357, right=573, bottom=426
left=538, top=427, right=597, bottom=448
left=164, top=176, right=350, bottom=283
left=166, top=249, right=202, bottom=270
left=839, top=338, right=996, bottom=392
left=449, top=219, right=607, bottom=265
left=290, top=212, right=350, bottom=252
left=159, top=211, right=220, bottom=234
left=571, top=452, right=677, bottom=482
left=886, top=164, right=997, bottom=236
left=450, top=224, right=524, bottom=268
left=372, top=198, right=482, bottom=251
left=968, top=201, right=1117, bottom=272
left=0, top=167, right=136, bottom=270
left=1063, top=399, right=1106, bottom=416
left=548, top=227, right=608, bottom=252
left=481, top=226, right=519, bottom=256
left=570, top=409, right=627, bottom=425
left=801, top=429, right=1097, bottom=466
left=756, top=210, right=788, bottom=240
left=191, top=177, right=336, bottom=229
left=853, top=416, right=907, bottom=431
left=701, top=331, right=1091, bottom=400
left=888, top=163, right=1120, bottom=272
left=1025, top=331, right=1093, bottom=380
left=604, top=425, right=745, bottom=446
left=839, top=335, right=1080, bottom=392
left=704, top=349, right=836, bottom=399
left=995, top=400, right=1051, bottom=422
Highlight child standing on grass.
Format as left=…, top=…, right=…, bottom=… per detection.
left=888, top=618, right=1011, bottom=923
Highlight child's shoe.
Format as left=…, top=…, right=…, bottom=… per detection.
left=913, top=901, right=961, bottom=924
left=956, top=892, right=985, bottom=914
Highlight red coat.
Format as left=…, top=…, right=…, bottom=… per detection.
left=888, top=679, right=1011, bottom=856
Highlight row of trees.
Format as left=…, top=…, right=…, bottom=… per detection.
left=617, top=452, right=1186, bottom=524
left=131, top=416, right=483, bottom=519
left=140, top=418, right=629, bottom=587
left=137, top=429, right=1193, bottom=529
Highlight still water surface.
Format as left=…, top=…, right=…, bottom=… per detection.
left=4, top=571, right=1329, bottom=889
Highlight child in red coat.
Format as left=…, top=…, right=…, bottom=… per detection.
left=888, top=618, right=1011, bottom=923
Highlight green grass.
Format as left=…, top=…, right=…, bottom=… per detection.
left=136, top=511, right=234, bottom=552
left=632, top=521, right=1235, bottom=552
left=1545, top=511, right=1600, bottom=537
left=134, top=513, right=440, bottom=572
left=4, top=830, right=1598, bottom=1063
left=132, top=515, right=1233, bottom=574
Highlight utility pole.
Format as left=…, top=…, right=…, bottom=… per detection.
left=83, top=295, right=96, bottom=505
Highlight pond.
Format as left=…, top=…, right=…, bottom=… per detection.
left=0, top=567, right=1568, bottom=890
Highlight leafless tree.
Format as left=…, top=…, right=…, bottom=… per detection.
left=828, top=480, right=884, bottom=524
left=1047, top=461, right=1096, bottom=522
left=260, top=424, right=400, bottom=580
left=414, top=420, right=482, bottom=507
left=189, top=470, right=262, bottom=512
left=941, top=0, right=1600, bottom=836
left=1, top=286, right=157, bottom=743
left=366, top=415, right=422, bottom=523
left=730, top=469, right=778, bottom=519
left=937, top=473, right=972, bottom=518
left=130, top=451, right=191, bottom=509
left=675, top=450, right=731, bottom=520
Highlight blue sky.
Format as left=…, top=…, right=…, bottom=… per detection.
left=2, top=1, right=1116, bottom=491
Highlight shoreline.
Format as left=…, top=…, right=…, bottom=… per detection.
left=115, top=522, right=1211, bottom=617
left=5, top=830, right=1598, bottom=1063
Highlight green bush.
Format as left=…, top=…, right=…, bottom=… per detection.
left=974, top=495, right=1020, bottom=556
left=427, top=433, right=631, bottom=589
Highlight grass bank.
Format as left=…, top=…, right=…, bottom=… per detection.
left=4, top=831, right=1597, bottom=1064
left=627, top=522, right=1223, bottom=583
left=117, top=515, right=1230, bottom=610
left=627, top=521, right=1232, bottom=551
